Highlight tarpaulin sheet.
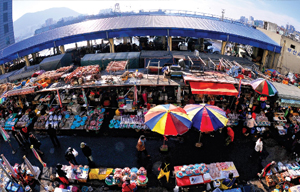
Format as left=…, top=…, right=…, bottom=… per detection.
left=190, top=81, right=238, bottom=96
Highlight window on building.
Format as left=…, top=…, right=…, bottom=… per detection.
left=5, top=37, right=10, bottom=45
left=3, top=12, right=8, bottom=22
left=4, top=24, right=8, bottom=34
left=3, top=2, right=7, bottom=11
left=291, top=44, right=296, bottom=49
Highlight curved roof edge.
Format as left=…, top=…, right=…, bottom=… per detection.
left=0, top=15, right=281, bottom=64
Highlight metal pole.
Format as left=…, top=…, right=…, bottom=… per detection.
left=157, top=61, right=160, bottom=84
left=147, top=60, right=151, bottom=79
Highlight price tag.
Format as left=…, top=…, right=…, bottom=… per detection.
left=189, top=175, right=203, bottom=184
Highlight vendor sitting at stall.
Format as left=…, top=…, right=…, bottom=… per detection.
left=219, top=172, right=236, bottom=190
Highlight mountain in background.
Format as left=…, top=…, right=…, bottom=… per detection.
left=14, top=7, right=81, bottom=42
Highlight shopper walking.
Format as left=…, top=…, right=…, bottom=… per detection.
left=245, top=114, right=257, bottom=136
left=21, top=127, right=29, bottom=143
left=80, top=142, right=93, bottom=163
left=47, top=124, right=60, bottom=147
left=65, top=147, right=78, bottom=165
left=136, top=135, right=150, bottom=159
left=225, top=127, right=234, bottom=146
left=257, top=161, right=276, bottom=179
left=250, top=137, right=263, bottom=159
left=29, top=133, right=43, bottom=155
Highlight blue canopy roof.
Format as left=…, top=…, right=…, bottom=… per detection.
left=0, top=15, right=281, bottom=64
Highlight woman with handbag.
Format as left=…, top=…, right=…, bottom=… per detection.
left=29, top=133, right=43, bottom=155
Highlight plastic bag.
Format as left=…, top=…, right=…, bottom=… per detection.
left=206, top=183, right=211, bottom=191
left=72, top=148, right=78, bottom=157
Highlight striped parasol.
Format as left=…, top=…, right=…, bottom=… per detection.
left=23, top=155, right=37, bottom=178
left=145, top=104, right=192, bottom=136
left=250, top=78, right=278, bottom=96
left=0, top=126, right=10, bottom=142
left=1, top=154, right=17, bottom=178
left=184, top=104, right=228, bottom=132
left=23, top=155, right=47, bottom=190
left=30, top=145, right=46, bottom=167
left=82, top=88, right=88, bottom=108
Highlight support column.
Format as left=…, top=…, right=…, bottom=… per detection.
left=261, top=50, right=269, bottom=70
left=109, top=38, right=115, bottom=53
left=53, top=47, right=56, bottom=55
left=123, top=37, right=128, bottom=44
left=199, top=38, right=204, bottom=52
left=221, top=41, right=227, bottom=55
left=167, top=36, right=172, bottom=51
left=269, top=52, right=275, bottom=69
left=274, top=53, right=281, bottom=71
left=162, top=36, right=166, bottom=50
left=32, top=53, right=36, bottom=61
left=75, top=43, right=78, bottom=49
left=0, top=65, right=5, bottom=74
left=87, top=40, right=90, bottom=47
left=59, top=45, right=65, bottom=54
left=24, top=55, right=30, bottom=67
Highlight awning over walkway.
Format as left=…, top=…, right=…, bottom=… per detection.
left=189, top=81, right=239, bottom=96
left=272, top=82, right=300, bottom=101
left=280, top=99, right=300, bottom=107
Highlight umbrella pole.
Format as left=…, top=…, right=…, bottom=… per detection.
left=198, top=132, right=202, bottom=143
left=8, top=140, right=16, bottom=154
left=196, top=132, right=203, bottom=148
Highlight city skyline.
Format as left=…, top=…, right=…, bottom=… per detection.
left=12, top=0, right=300, bottom=31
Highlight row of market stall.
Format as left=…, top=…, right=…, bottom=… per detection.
left=1, top=54, right=300, bottom=191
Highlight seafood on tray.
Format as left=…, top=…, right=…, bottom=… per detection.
left=64, top=65, right=100, bottom=84
left=36, top=71, right=65, bottom=81
left=56, top=65, right=73, bottom=73
left=106, top=61, right=128, bottom=72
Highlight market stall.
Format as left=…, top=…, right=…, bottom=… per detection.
left=105, top=167, right=148, bottom=187
left=110, top=108, right=149, bottom=130
left=174, top=162, right=239, bottom=187
left=56, top=165, right=89, bottom=183
left=227, top=113, right=239, bottom=126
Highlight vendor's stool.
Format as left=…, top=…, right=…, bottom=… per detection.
left=160, top=145, right=168, bottom=152
left=195, top=142, right=203, bottom=148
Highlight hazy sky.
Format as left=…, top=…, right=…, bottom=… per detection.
left=13, top=0, right=300, bottom=30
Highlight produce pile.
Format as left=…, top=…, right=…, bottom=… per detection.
left=105, top=167, right=147, bottom=186
left=106, top=61, right=128, bottom=72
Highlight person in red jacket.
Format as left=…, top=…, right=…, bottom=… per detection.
left=122, top=177, right=137, bottom=192
left=225, top=127, right=235, bottom=146
left=257, top=161, right=276, bottom=178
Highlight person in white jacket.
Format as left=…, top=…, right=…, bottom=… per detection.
left=255, top=137, right=263, bottom=152
left=250, top=137, right=263, bottom=158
